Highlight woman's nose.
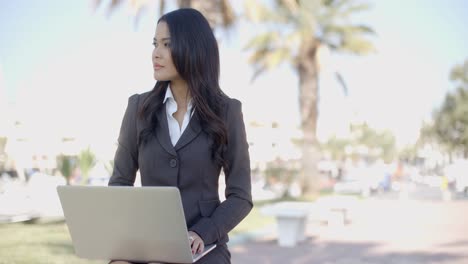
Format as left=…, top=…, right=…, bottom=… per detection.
left=153, top=47, right=161, bottom=58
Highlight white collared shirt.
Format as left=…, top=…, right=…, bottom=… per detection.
left=163, top=86, right=194, bottom=146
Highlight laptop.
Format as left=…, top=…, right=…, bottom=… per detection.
left=57, top=185, right=216, bottom=263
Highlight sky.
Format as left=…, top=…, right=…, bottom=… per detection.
left=1, top=0, right=467, bottom=157
left=326, top=0, right=468, bottom=146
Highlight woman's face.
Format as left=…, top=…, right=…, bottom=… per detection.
left=152, top=21, right=180, bottom=81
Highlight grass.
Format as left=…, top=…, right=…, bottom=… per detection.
left=0, top=213, right=272, bottom=264
left=0, top=210, right=273, bottom=263
left=0, top=195, right=327, bottom=263
left=229, top=193, right=330, bottom=236
left=229, top=205, right=274, bottom=236
left=0, top=221, right=104, bottom=264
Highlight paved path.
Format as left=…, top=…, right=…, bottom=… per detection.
left=230, top=199, right=468, bottom=264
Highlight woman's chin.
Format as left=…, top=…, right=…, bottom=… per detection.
left=153, top=73, right=165, bottom=81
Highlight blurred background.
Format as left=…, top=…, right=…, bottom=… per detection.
left=1, top=0, right=467, bottom=263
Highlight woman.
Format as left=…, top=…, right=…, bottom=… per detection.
left=108, top=8, right=253, bottom=264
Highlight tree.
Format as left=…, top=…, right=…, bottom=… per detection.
left=78, top=147, right=97, bottom=184
left=243, top=0, right=374, bottom=195
left=0, top=137, right=6, bottom=159
left=321, top=136, right=349, bottom=161
left=322, top=123, right=396, bottom=163
left=92, top=0, right=236, bottom=30
left=432, top=59, right=468, bottom=158
left=349, top=123, right=396, bottom=162
left=57, top=155, right=74, bottom=185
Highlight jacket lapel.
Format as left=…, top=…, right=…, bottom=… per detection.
left=156, top=107, right=177, bottom=156
left=174, top=110, right=202, bottom=151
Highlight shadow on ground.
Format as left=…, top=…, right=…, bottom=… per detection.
left=231, top=238, right=468, bottom=264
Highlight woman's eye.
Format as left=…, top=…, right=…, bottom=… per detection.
left=152, top=42, right=169, bottom=48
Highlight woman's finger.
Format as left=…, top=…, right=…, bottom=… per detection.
left=191, top=239, right=199, bottom=254
left=191, top=238, right=203, bottom=254
left=191, top=241, right=196, bottom=254
left=196, top=239, right=204, bottom=254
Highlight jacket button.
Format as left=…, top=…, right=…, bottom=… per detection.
left=169, top=158, right=178, bottom=168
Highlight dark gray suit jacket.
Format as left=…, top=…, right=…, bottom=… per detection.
left=108, top=91, right=253, bottom=246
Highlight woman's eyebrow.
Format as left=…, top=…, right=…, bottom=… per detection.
left=153, top=37, right=171, bottom=41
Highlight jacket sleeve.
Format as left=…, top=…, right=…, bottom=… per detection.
left=108, top=94, right=140, bottom=186
left=190, top=99, right=253, bottom=244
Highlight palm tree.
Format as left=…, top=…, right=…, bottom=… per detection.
left=57, top=154, right=74, bottom=185
left=78, top=147, right=97, bottom=184
left=244, top=0, right=375, bottom=195
left=92, top=0, right=236, bottom=29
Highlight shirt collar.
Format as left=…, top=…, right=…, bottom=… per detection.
left=163, top=85, right=175, bottom=104
left=163, top=85, right=194, bottom=111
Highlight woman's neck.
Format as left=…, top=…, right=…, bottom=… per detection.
left=170, top=79, right=190, bottom=108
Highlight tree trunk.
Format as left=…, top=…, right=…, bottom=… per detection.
left=297, top=40, right=321, bottom=196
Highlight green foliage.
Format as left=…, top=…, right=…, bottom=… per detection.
left=56, top=155, right=74, bottom=185
left=398, top=144, right=419, bottom=161
left=78, top=147, right=96, bottom=180
left=104, top=159, right=114, bottom=175
left=321, top=136, right=349, bottom=160
left=322, top=123, right=396, bottom=162
left=450, top=59, right=468, bottom=85
left=243, top=0, right=375, bottom=79
left=350, top=123, right=396, bottom=162
left=430, top=59, right=468, bottom=157
left=263, top=158, right=300, bottom=198
left=244, top=0, right=375, bottom=196
left=264, top=161, right=298, bottom=184
left=95, top=0, right=236, bottom=30
left=0, top=137, right=6, bottom=153
left=0, top=137, right=7, bottom=170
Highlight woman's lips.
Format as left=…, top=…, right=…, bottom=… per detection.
left=154, top=65, right=163, bottom=70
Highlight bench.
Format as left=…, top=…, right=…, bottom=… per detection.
left=314, top=195, right=358, bottom=226
left=261, top=201, right=313, bottom=247
left=260, top=196, right=358, bottom=247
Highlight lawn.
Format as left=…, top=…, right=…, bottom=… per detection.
left=0, top=220, right=104, bottom=264
left=0, top=205, right=274, bottom=264
left=0, top=194, right=330, bottom=263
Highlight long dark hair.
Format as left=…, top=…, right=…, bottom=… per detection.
left=139, top=8, right=228, bottom=169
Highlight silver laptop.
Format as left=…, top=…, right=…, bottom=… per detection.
left=57, top=185, right=216, bottom=263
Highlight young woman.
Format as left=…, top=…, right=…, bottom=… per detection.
left=108, top=8, right=253, bottom=264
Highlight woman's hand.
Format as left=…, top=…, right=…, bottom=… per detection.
left=188, top=231, right=204, bottom=254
